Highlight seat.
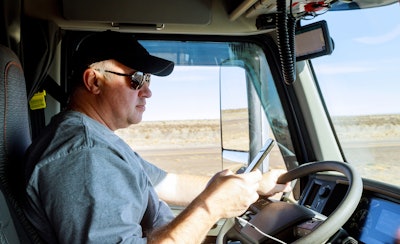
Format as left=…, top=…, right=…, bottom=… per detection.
left=0, top=44, right=42, bottom=243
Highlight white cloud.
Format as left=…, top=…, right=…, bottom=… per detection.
left=354, top=24, right=400, bottom=45
left=315, top=63, right=374, bottom=75
left=314, top=57, right=400, bottom=75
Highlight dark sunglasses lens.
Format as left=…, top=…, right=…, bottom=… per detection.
left=130, top=78, right=142, bottom=90
left=130, top=73, right=140, bottom=90
left=130, top=72, right=149, bottom=90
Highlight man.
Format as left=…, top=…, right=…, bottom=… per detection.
left=23, top=31, right=290, bottom=243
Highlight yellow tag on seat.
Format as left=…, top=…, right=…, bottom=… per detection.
left=29, top=90, right=47, bottom=110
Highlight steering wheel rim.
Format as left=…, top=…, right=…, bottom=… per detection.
left=217, top=161, right=363, bottom=244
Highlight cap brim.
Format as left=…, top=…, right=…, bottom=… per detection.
left=129, top=54, right=175, bottom=77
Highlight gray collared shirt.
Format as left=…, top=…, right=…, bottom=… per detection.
left=23, top=111, right=174, bottom=243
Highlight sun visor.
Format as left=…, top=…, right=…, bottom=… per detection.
left=62, top=0, right=212, bottom=25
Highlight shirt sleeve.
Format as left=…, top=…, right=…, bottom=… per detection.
left=134, top=153, right=167, bottom=186
left=28, top=147, right=173, bottom=244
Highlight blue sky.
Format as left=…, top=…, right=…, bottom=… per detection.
left=311, top=3, right=400, bottom=116
left=144, top=66, right=246, bottom=121
left=144, top=66, right=222, bottom=121
left=143, top=3, right=400, bottom=121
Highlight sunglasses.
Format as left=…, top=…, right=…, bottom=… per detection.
left=99, top=69, right=151, bottom=90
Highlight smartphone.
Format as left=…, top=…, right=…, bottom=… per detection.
left=243, top=138, right=275, bottom=173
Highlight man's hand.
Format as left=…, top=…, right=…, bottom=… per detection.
left=150, top=169, right=262, bottom=243
left=157, top=168, right=292, bottom=208
left=257, top=169, right=292, bottom=196
left=149, top=169, right=289, bottom=244
left=200, top=169, right=262, bottom=219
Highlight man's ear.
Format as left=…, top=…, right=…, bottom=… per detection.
left=82, top=68, right=101, bottom=94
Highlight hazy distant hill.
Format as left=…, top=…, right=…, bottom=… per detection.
left=332, top=114, right=400, bottom=142
left=117, top=113, right=400, bottom=148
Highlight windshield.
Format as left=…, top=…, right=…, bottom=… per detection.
left=311, top=4, right=400, bottom=185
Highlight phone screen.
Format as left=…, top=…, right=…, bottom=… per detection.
left=243, top=138, right=275, bottom=173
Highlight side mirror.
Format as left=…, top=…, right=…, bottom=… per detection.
left=295, top=20, right=334, bottom=61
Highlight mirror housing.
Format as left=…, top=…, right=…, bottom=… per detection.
left=295, top=20, right=334, bottom=61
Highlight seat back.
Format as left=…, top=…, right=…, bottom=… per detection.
left=0, top=44, right=42, bottom=243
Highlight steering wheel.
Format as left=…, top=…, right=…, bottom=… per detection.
left=216, top=161, right=363, bottom=244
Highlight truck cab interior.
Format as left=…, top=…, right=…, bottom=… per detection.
left=1, top=0, right=399, bottom=243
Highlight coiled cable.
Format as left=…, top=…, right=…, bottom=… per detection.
left=276, top=0, right=298, bottom=85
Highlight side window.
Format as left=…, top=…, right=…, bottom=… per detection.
left=311, top=4, right=400, bottom=185
left=115, top=40, right=287, bottom=176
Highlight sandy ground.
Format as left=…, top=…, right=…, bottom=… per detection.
left=116, top=114, right=400, bottom=185
left=333, top=115, right=400, bottom=185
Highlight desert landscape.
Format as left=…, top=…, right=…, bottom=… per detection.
left=116, top=113, right=400, bottom=185
left=332, top=114, right=400, bottom=185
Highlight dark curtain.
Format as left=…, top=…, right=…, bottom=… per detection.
left=20, top=17, right=61, bottom=139
left=20, top=17, right=61, bottom=100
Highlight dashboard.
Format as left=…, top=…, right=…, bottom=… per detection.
left=299, top=174, right=400, bottom=243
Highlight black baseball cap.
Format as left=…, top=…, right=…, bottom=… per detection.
left=72, top=31, right=174, bottom=77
